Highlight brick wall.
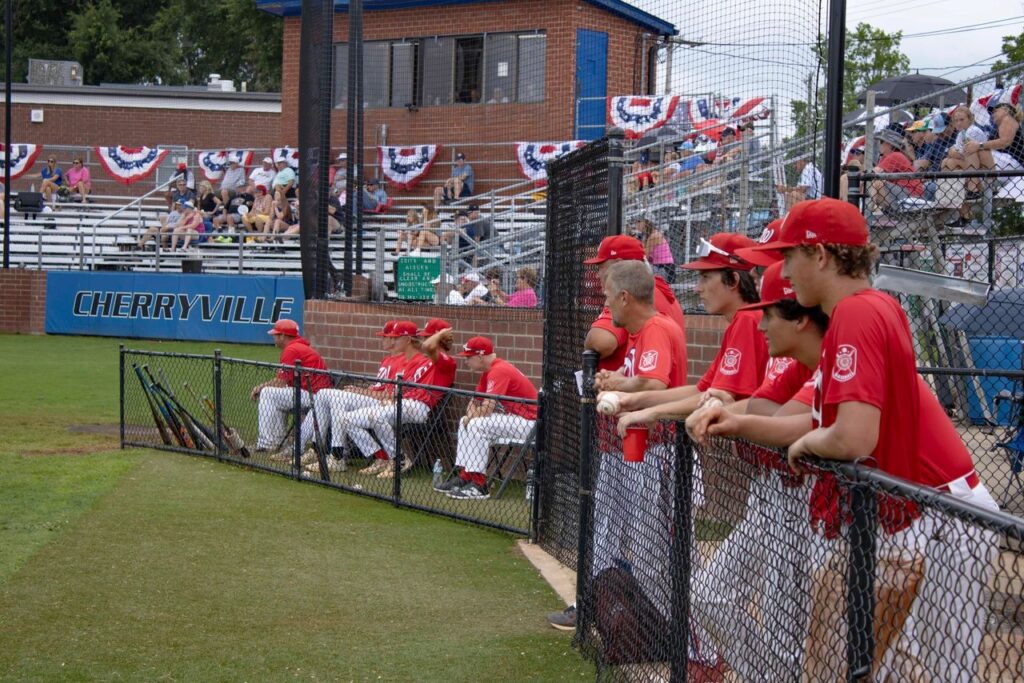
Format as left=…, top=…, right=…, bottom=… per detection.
left=280, top=0, right=653, bottom=198
left=0, top=270, right=47, bottom=334
left=685, top=314, right=729, bottom=385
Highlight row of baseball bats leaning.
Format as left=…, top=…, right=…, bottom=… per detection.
left=133, top=364, right=251, bottom=459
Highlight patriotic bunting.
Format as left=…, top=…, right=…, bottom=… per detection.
left=515, top=141, right=587, bottom=183
left=272, top=147, right=299, bottom=169
left=972, top=85, right=1022, bottom=131
left=679, top=96, right=773, bottom=140
left=843, top=136, right=866, bottom=165
left=0, top=144, right=42, bottom=180
left=377, top=145, right=441, bottom=190
left=607, top=96, right=680, bottom=140
left=198, top=149, right=254, bottom=181
left=94, top=146, right=170, bottom=185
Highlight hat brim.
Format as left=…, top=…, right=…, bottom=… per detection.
left=680, top=257, right=755, bottom=272
left=583, top=255, right=608, bottom=264
left=735, top=246, right=783, bottom=267
left=737, top=298, right=784, bottom=312
left=745, top=240, right=799, bottom=253
left=457, top=350, right=482, bottom=357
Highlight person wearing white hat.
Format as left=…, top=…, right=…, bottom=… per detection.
left=168, top=200, right=206, bottom=251
left=448, top=273, right=488, bottom=306
left=247, top=156, right=276, bottom=194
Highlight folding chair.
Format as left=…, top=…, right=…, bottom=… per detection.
left=485, top=421, right=538, bottom=500
left=994, top=389, right=1024, bottom=511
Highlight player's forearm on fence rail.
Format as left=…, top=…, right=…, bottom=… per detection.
left=710, top=412, right=813, bottom=448
left=618, top=384, right=699, bottom=411
left=787, top=402, right=880, bottom=465
left=632, top=392, right=704, bottom=422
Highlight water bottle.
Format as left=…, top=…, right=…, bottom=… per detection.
left=525, top=467, right=535, bottom=501
left=432, top=458, right=443, bottom=488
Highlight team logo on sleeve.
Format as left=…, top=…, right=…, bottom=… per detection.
left=720, top=348, right=741, bottom=375
left=486, top=380, right=496, bottom=393
left=765, top=357, right=792, bottom=381
left=832, top=345, right=857, bottom=382
left=638, top=350, right=660, bottom=373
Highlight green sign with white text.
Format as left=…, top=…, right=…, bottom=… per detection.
left=396, top=256, right=441, bottom=301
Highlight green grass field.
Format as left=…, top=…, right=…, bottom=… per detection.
left=0, top=334, right=591, bottom=681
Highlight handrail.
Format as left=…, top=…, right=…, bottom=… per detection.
left=89, top=176, right=177, bottom=235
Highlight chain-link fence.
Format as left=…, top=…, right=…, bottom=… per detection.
left=121, top=348, right=538, bottom=536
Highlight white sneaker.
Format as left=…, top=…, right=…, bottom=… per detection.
left=300, top=449, right=319, bottom=466
left=409, top=249, right=421, bottom=257
left=360, top=459, right=389, bottom=475
left=377, top=458, right=413, bottom=478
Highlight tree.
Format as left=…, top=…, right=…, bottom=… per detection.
left=790, top=22, right=910, bottom=139
left=993, top=32, right=1024, bottom=73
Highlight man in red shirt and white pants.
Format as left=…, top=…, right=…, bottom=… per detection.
left=436, top=336, right=538, bottom=500
left=250, top=319, right=332, bottom=457
left=752, top=197, right=998, bottom=682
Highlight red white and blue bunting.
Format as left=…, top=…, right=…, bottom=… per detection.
left=0, top=144, right=42, bottom=180
left=607, top=96, right=680, bottom=140
left=94, top=146, right=170, bottom=186
left=972, top=85, right=1022, bottom=130
left=515, top=141, right=587, bottom=184
left=198, top=149, right=254, bottom=181
left=680, top=96, right=773, bottom=140
left=843, top=136, right=866, bottom=165
left=377, top=145, right=441, bottom=190
left=272, top=147, right=299, bottom=169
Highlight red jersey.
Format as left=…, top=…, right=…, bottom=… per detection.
left=370, top=354, right=404, bottom=394
left=592, top=276, right=686, bottom=371
left=402, top=350, right=457, bottom=408
left=621, top=313, right=688, bottom=389
left=276, top=336, right=332, bottom=393
left=792, top=375, right=815, bottom=407
left=877, top=150, right=924, bottom=196
left=697, top=310, right=769, bottom=397
left=914, top=376, right=975, bottom=486
left=477, top=358, right=538, bottom=420
left=751, top=357, right=813, bottom=406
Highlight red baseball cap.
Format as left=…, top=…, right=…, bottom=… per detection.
left=389, top=320, right=418, bottom=337
left=418, top=318, right=452, bottom=337
left=583, top=235, right=646, bottom=264
left=458, top=336, right=494, bottom=357
left=747, top=198, right=869, bottom=253
left=177, top=162, right=187, bottom=171
left=681, top=232, right=757, bottom=271
left=736, top=219, right=785, bottom=267
left=268, top=319, right=299, bottom=337
left=375, top=320, right=398, bottom=337
left=738, top=261, right=798, bottom=311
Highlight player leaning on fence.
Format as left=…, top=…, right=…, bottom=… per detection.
left=251, top=319, right=332, bottom=458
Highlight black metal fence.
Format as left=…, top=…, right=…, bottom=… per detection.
left=572, top=375, right=1024, bottom=680
left=120, top=347, right=539, bottom=536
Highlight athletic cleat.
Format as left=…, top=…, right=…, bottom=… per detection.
left=377, top=458, right=413, bottom=478
left=447, top=482, right=490, bottom=500
left=267, top=448, right=294, bottom=463
left=547, top=605, right=577, bottom=631
left=433, top=474, right=464, bottom=493
left=300, top=449, right=319, bottom=466
left=360, top=459, right=389, bottom=476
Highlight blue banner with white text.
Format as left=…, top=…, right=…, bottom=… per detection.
left=45, top=272, right=305, bottom=344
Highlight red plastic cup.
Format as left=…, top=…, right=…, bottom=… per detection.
left=623, top=426, right=648, bottom=463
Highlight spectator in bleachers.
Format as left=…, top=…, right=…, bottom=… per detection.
left=914, top=113, right=956, bottom=173
left=970, top=102, right=1024, bottom=172
left=448, top=273, right=488, bottom=305
left=165, top=162, right=196, bottom=209
left=465, top=203, right=493, bottom=243
left=434, top=336, right=538, bottom=500
left=496, top=266, right=539, bottom=308
left=195, top=181, right=223, bottom=237
left=213, top=189, right=253, bottom=236
left=637, top=217, right=675, bottom=283
left=272, top=198, right=298, bottom=240
left=776, top=154, right=822, bottom=210
left=168, top=200, right=205, bottom=251
left=655, top=149, right=679, bottom=183
left=407, top=204, right=442, bottom=255
left=435, top=152, right=475, bottom=206
left=242, top=185, right=273, bottom=241
left=632, top=150, right=656, bottom=191
left=870, top=128, right=924, bottom=215
left=272, top=158, right=297, bottom=202
left=219, top=158, right=247, bottom=205
left=674, top=140, right=705, bottom=178
left=839, top=148, right=865, bottom=203
left=433, top=275, right=462, bottom=304
left=943, top=105, right=995, bottom=228
left=247, top=157, right=276, bottom=194
left=905, top=119, right=928, bottom=160
left=37, top=156, right=64, bottom=204
left=396, top=209, right=421, bottom=255
left=65, top=157, right=91, bottom=203
left=741, top=120, right=761, bottom=168
left=715, top=126, right=741, bottom=163
left=361, top=178, right=388, bottom=211
left=329, top=152, right=347, bottom=195
left=327, top=191, right=343, bottom=236
left=136, top=199, right=182, bottom=250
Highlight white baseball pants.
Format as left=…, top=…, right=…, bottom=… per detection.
left=344, top=399, right=430, bottom=459
left=311, top=389, right=386, bottom=449
left=454, top=414, right=535, bottom=475
left=256, top=386, right=312, bottom=449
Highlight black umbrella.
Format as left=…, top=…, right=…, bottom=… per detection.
left=857, top=73, right=967, bottom=107
left=940, top=289, right=1024, bottom=338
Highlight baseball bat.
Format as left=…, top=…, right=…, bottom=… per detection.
left=151, top=371, right=216, bottom=452
left=138, top=364, right=187, bottom=447
left=183, top=381, right=251, bottom=459
left=134, top=364, right=174, bottom=445
left=142, top=365, right=195, bottom=449
left=310, top=396, right=329, bottom=480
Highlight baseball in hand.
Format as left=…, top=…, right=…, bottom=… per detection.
left=597, top=392, right=621, bottom=415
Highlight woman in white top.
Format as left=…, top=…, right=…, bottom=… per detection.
left=942, top=106, right=993, bottom=223
left=964, top=103, right=1024, bottom=173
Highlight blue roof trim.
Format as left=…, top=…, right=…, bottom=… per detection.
left=255, top=0, right=676, bottom=36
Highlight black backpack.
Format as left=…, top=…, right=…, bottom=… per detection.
left=592, top=567, right=671, bottom=665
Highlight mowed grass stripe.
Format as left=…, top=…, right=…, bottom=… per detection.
left=0, top=449, right=590, bottom=681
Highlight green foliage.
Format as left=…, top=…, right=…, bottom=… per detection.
left=790, top=23, right=910, bottom=139
left=993, top=32, right=1024, bottom=73
left=2, top=0, right=282, bottom=90
left=992, top=202, right=1024, bottom=238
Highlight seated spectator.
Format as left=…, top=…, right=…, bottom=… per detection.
left=242, top=184, right=273, bottom=241
left=471, top=267, right=506, bottom=305
left=281, top=199, right=304, bottom=239
left=136, top=199, right=185, bottom=250
left=168, top=201, right=205, bottom=251
left=408, top=204, right=442, bottom=255
left=465, top=203, right=493, bottom=243
left=362, top=178, right=388, bottom=212
left=247, top=157, right=276, bottom=194
left=870, top=128, right=923, bottom=215
left=497, top=267, right=539, bottom=307
left=741, top=120, right=761, bottom=168
left=974, top=102, right=1024, bottom=172
left=214, top=190, right=254, bottom=235
left=449, top=273, right=488, bottom=305
left=272, top=159, right=297, bottom=202
left=272, top=199, right=298, bottom=239
left=165, top=178, right=196, bottom=218
left=637, top=218, right=675, bottom=283
left=329, top=152, right=347, bottom=195
left=196, top=181, right=222, bottom=230
left=165, top=162, right=196, bottom=209
left=943, top=105, right=993, bottom=227
left=839, top=149, right=865, bottom=203
left=434, top=336, right=538, bottom=500
left=715, top=126, right=741, bottom=163
left=776, top=154, right=822, bottom=209
left=656, top=149, right=680, bottom=183
left=396, top=209, right=421, bottom=255
left=327, top=191, right=343, bottom=235
left=914, top=113, right=956, bottom=173
left=632, top=150, right=656, bottom=191
left=674, top=140, right=705, bottom=177
left=219, top=158, right=247, bottom=205
left=37, top=156, right=64, bottom=203
left=433, top=275, right=462, bottom=305
left=434, top=153, right=474, bottom=206
left=64, top=157, right=91, bottom=203
left=905, top=119, right=928, bottom=160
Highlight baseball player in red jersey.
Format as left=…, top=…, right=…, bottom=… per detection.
left=612, top=232, right=768, bottom=430
left=345, top=318, right=457, bottom=478
left=250, top=319, right=332, bottom=457
left=435, top=336, right=538, bottom=500
left=583, top=234, right=687, bottom=372
left=299, top=320, right=405, bottom=474
left=749, top=198, right=998, bottom=681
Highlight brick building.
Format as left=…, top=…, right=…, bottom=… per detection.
left=260, top=0, right=676, bottom=196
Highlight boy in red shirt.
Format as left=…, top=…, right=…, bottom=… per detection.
left=438, top=336, right=538, bottom=500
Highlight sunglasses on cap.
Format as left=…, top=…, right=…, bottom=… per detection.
left=47, top=158, right=56, bottom=163
left=695, top=237, right=732, bottom=259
